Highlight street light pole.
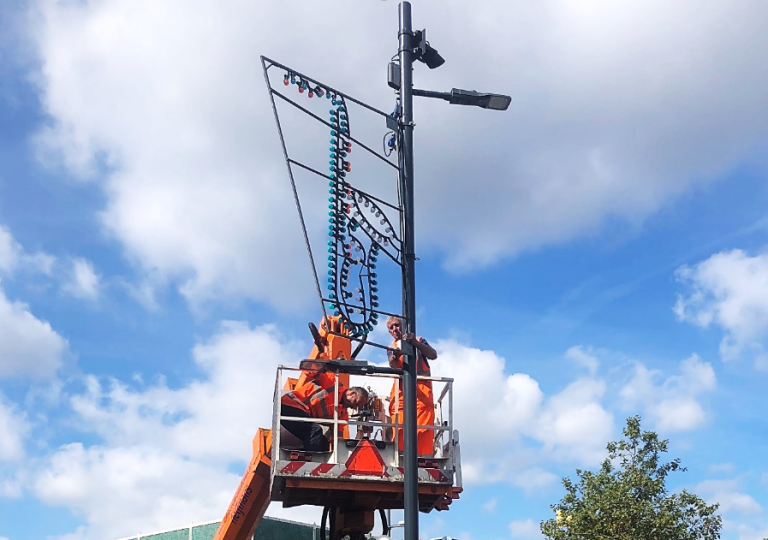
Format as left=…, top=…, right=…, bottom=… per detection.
left=397, top=4, right=420, bottom=540
left=394, top=3, right=510, bottom=540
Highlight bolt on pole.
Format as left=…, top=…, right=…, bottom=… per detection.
left=397, top=3, right=420, bottom=540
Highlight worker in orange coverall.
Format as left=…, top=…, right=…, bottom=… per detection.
left=386, top=315, right=438, bottom=456
left=281, top=370, right=369, bottom=452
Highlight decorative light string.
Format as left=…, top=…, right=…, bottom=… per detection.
left=282, top=69, right=401, bottom=337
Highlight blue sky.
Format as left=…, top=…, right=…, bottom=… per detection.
left=2, top=1, right=768, bottom=539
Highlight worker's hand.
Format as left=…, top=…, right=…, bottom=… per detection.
left=403, top=332, right=417, bottom=344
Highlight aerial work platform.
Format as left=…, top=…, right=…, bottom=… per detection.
left=213, top=358, right=462, bottom=540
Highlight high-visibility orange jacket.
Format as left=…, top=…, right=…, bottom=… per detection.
left=282, top=371, right=348, bottom=422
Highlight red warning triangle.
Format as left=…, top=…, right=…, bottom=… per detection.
left=342, top=440, right=387, bottom=476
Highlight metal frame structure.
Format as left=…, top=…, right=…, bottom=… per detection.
left=261, top=56, right=402, bottom=341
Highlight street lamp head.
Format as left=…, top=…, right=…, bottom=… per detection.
left=449, top=88, right=511, bottom=111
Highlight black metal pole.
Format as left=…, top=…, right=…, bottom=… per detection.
left=398, top=4, right=419, bottom=540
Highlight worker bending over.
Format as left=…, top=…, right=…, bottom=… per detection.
left=281, top=369, right=369, bottom=452
left=386, top=315, right=438, bottom=456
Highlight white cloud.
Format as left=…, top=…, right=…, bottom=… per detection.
left=509, top=519, right=542, bottom=539
left=734, top=523, right=768, bottom=540
left=0, top=395, right=28, bottom=500
left=0, top=284, right=68, bottom=379
left=696, top=479, right=763, bottom=516
left=27, top=0, right=768, bottom=308
left=34, top=442, right=239, bottom=539
left=435, top=340, right=612, bottom=484
left=0, top=225, right=55, bottom=276
left=510, top=468, right=559, bottom=495
left=67, top=321, right=295, bottom=462
left=620, top=353, right=715, bottom=432
left=565, top=345, right=599, bottom=375
left=63, top=258, right=101, bottom=301
left=675, top=250, right=768, bottom=366
left=0, top=395, right=28, bottom=462
left=33, top=321, right=320, bottom=540
left=482, top=497, right=497, bottom=513
left=0, top=227, right=20, bottom=273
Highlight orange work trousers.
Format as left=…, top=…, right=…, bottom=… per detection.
left=390, top=386, right=435, bottom=456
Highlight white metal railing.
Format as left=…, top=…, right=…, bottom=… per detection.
left=273, top=365, right=455, bottom=468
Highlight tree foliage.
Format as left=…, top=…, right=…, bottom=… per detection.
left=540, top=416, right=722, bottom=540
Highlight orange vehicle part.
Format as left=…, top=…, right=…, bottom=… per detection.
left=307, top=315, right=352, bottom=362
left=212, top=429, right=273, bottom=540
left=297, top=316, right=353, bottom=438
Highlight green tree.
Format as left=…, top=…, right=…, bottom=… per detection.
left=540, top=416, right=721, bottom=540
